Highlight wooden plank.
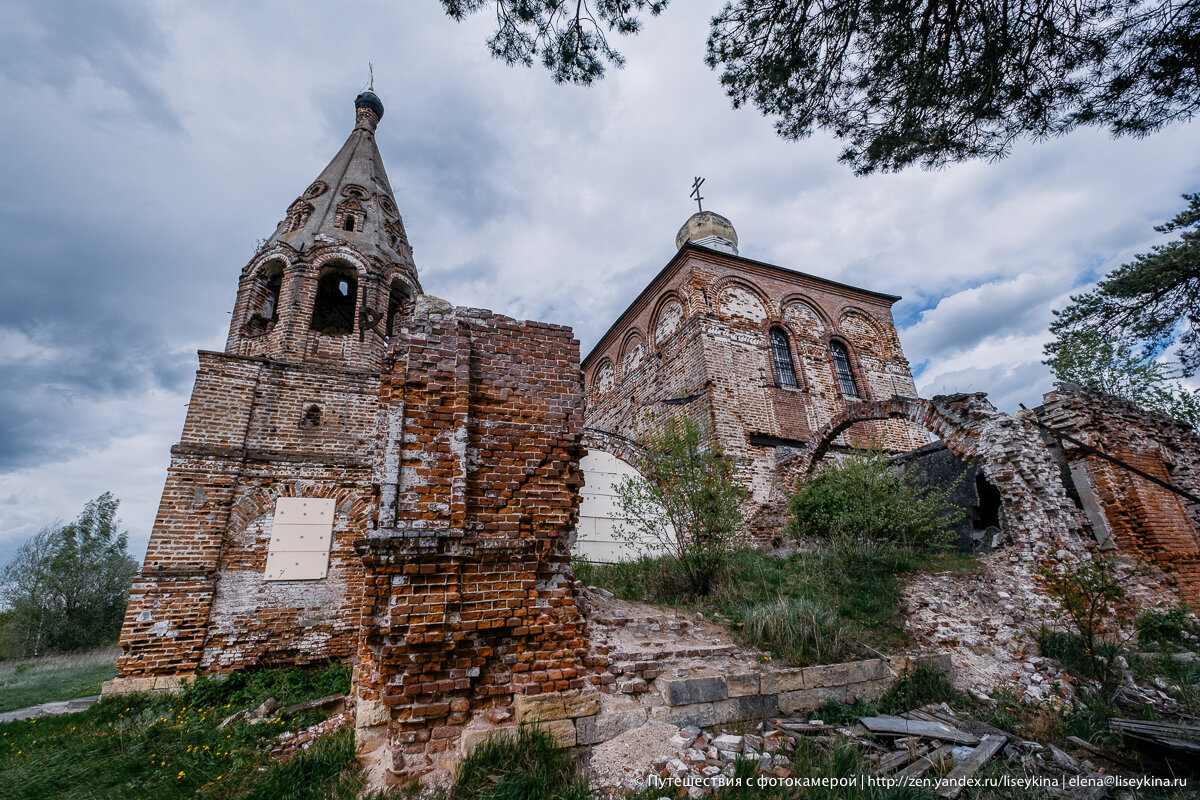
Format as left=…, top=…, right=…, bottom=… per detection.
left=1066, top=735, right=1140, bottom=769
left=872, top=749, right=915, bottom=775
left=937, top=734, right=1007, bottom=799
left=860, top=716, right=979, bottom=745
left=897, top=745, right=954, bottom=779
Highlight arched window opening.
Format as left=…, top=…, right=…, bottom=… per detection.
left=830, top=340, right=860, bottom=398
left=301, top=404, right=322, bottom=428
left=770, top=327, right=798, bottom=388
left=244, top=264, right=284, bottom=336
left=386, top=281, right=411, bottom=337
left=310, top=268, right=358, bottom=335
left=262, top=272, right=282, bottom=319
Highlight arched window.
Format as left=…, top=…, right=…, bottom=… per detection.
left=830, top=340, right=860, bottom=398
left=310, top=267, right=357, bottom=335
left=244, top=263, right=284, bottom=336
left=301, top=404, right=322, bottom=428
left=262, top=272, right=282, bottom=319
left=386, top=280, right=411, bottom=337
left=769, top=327, right=798, bottom=388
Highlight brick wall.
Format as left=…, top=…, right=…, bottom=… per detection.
left=114, top=351, right=380, bottom=678
left=1037, top=386, right=1200, bottom=604
left=353, top=307, right=592, bottom=781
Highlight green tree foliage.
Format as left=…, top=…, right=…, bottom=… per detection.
left=438, top=1, right=1200, bottom=173
left=786, top=448, right=960, bottom=553
left=613, top=415, right=749, bottom=596
left=1049, top=193, right=1200, bottom=376
left=0, top=493, right=139, bottom=657
left=1043, top=328, right=1200, bottom=428
left=438, top=0, right=668, bottom=84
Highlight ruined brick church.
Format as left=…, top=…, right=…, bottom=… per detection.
left=106, top=89, right=1200, bottom=783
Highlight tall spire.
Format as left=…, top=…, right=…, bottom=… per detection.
left=265, top=90, right=412, bottom=265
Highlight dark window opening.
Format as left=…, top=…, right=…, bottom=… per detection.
left=244, top=265, right=284, bottom=336
left=386, top=281, right=411, bottom=337
left=343, top=217, right=355, bottom=232
left=770, top=327, right=798, bottom=388
left=310, top=269, right=358, bottom=335
left=263, top=273, right=282, bottom=319
left=301, top=404, right=322, bottom=428
left=974, top=473, right=1002, bottom=530
left=831, top=341, right=860, bottom=398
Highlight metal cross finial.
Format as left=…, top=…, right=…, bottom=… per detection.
left=368, top=63, right=374, bottom=92
left=690, top=177, right=705, bottom=212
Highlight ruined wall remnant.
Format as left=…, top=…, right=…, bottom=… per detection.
left=352, top=307, right=594, bottom=782
left=1038, top=385, right=1200, bottom=604
left=791, top=394, right=1089, bottom=562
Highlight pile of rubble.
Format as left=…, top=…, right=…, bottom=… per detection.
left=589, top=703, right=1124, bottom=799
left=902, top=553, right=1076, bottom=703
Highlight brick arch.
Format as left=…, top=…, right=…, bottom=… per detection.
left=619, top=328, right=646, bottom=375
left=227, top=482, right=371, bottom=535
left=651, top=291, right=688, bottom=347
left=582, top=427, right=646, bottom=471
left=837, top=306, right=892, bottom=359
left=787, top=394, right=1088, bottom=562
left=710, top=275, right=772, bottom=321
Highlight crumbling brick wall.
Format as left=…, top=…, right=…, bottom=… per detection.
left=113, top=352, right=379, bottom=680
left=791, top=394, right=1089, bottom=562
left=1038, top=386, right=1200, bottom=604
left=353, top=306, right=593, bottom=781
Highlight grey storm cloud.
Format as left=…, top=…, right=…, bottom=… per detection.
left=0, top=0, right=1198, bottom=564
left=0, top=0, right=177, bottom=130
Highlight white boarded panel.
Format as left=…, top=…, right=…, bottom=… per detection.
left=265, top=549, right=330, bottom=581
left=270, top=523, right=331, bottom=551
left=572, top=450, right=672, bottom=564
left=275, top=497, right=334, bottom=525
left=265, top=497, right=335, bottom=581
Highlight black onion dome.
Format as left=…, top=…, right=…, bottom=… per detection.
left=355, top=91, right=384, bottom=120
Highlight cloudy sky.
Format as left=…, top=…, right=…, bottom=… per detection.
left=1, top=0, right=1198, bottom=564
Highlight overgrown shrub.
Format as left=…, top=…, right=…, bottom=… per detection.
left=786, top=448, right=960, bottom=553
left=1038, top=558, right=1130, bottom=694
left=0, top=493, right=138, bottom=658
left=739, top=596, right=852, bottom=666
left=451, top=725, right=590, bottom=800
left=614, top=415, right=748, bottom=596
left=1136, top=604, right=1198, bottom=652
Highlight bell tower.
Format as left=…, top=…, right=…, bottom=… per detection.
left=225, top=91, right=421, bottom=368
left=111, top=90, right=425, bottom=684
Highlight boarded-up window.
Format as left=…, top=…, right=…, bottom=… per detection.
left=264, top=497, right=335, bottom=581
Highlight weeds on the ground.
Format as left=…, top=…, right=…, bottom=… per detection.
left=184, top=662, right=351, bottom=709
left=575, top=545, right=965, bottom=663
left=451, top=724, right=590, bottom=800
left=739, top=597, right=851, bottom=666
left=0, top=664, right=359, bottom=800
left=877, top=666, right=968, bottom=715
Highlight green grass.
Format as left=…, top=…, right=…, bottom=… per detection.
left=0, top=648, right=119, bottom=713
left=877, top=665, right=969, bottom=715
left=451, top=725, right=590, bottom=800
left=576, top=544, right=975, bottom=662
left=0, top=663, right=358, bottom=800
